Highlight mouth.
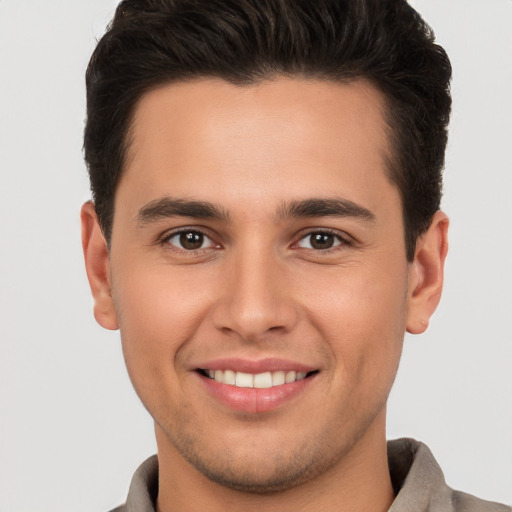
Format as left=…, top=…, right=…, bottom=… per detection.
left=193, top=358, right=320, bottom=413
left=197, top=368, right=318, bottom=388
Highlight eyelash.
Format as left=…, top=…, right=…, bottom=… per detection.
left=159, top=227, right=352, bottom=254
left=294, top=229, right=350, bottom=252
left=161, top=228, right=218, bottom=253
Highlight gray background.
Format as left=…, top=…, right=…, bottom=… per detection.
left=0, top=1, right=511, bottom=510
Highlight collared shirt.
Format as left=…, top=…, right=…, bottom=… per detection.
left=110, top=438, right=510, bottom=512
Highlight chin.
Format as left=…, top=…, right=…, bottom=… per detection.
left=163, top=420, right=352, bottom=495
left=182, top=447, right=328, bottom=494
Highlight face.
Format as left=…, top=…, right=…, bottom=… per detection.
left=82, top=78, right=447, bottom=492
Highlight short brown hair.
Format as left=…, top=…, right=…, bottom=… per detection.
left=84, top=0, right=452, bottom=260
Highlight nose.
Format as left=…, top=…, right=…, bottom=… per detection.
left=211, top=246, right=299, bottom=342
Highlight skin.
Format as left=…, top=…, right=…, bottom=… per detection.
left=82, top=78, right=448, bottom=512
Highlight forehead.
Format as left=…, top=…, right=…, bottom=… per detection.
left=119, top=77, right=395, bottom=215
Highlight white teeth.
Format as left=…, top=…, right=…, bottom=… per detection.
left=204, top=369, right=311, bottom=388
left=253, top=372, right=272, bottom=389
left=271, top=370, right=286, bottom=386
left=235, top=372, right=254, bottom=388
left=223, top=369, right=236, bottom=385
left=285, top=371, right=296, bottom=383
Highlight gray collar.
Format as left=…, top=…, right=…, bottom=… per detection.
left=114, top=438, right=509, bottom=512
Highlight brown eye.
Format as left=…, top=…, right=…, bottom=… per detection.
left=298, top=232, right=342, bottom=250
left=180, top=231, right=204, bottom=249
left=166, top=230, right=214, bottom=251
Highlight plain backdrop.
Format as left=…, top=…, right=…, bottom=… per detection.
left=0, top=1, right=511, bottom=510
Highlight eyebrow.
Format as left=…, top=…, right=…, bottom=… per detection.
left=137, top=197, right=229, bottom=224
left=277, top=198, right=375, bottom=222
left=136, top=196, right=375, bottom=225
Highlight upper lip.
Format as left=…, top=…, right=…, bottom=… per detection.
left=194, top=357, right=317, bottom=374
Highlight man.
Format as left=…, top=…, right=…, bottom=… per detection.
left=80, top=0, right=509, bottom=511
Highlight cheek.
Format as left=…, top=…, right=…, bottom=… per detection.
left=111, top=264, right=212, bottom=378
left=302, top=261, right=408, bottom=389
left=305, top=259, right=408, bottom=330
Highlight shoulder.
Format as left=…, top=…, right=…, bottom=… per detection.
left=106, top=454, right=158, bottom=512
left=388, top=438, right=510, bottom=512
left=451, top=490, right=511, bottom=512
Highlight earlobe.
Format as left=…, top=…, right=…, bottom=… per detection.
left=406, top=211, right=449, bottom=335
left=80, top=201, right=119, bottom=330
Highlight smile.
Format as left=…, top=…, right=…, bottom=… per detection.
left=200, top=369, right=310, bottom=388
left=195, top=364, right=319, bottom=413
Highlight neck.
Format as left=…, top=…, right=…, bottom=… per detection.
left=155, top=411, right=394, bottom=512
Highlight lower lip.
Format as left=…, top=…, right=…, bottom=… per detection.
left=197, top=373, right=316, bottom=413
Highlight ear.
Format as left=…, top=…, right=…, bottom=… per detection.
left=81, top=201, right=119, bottom=330
left=406, top=211, right=449, bottom=335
